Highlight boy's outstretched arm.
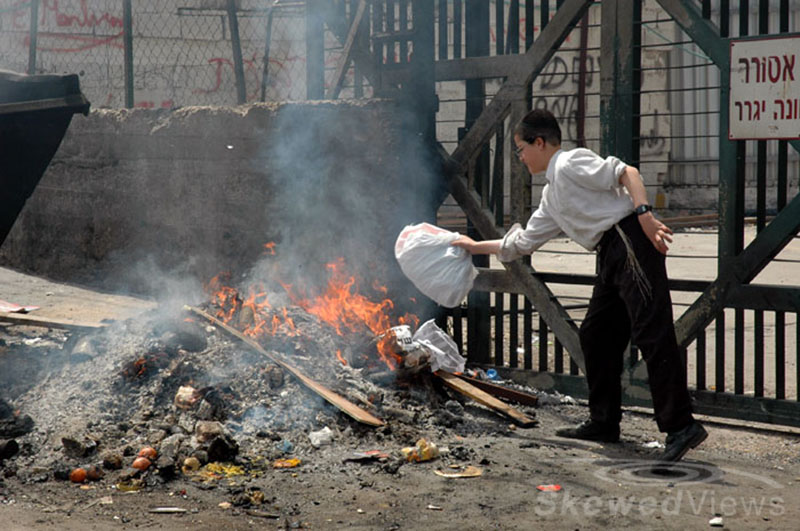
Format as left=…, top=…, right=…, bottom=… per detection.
left=619, top=165, right=673, bottom=255
left=451, top=236, right=502, bottom=255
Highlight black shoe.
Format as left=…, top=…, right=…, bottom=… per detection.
left=661, top=421, right=708, bottom=462
left=555, top=420, right=620, bottom=443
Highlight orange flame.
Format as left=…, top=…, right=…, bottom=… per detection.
left=205, top=251, right=417, bottom=370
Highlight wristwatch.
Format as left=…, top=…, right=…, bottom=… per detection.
left=634, top=204, right=653, bottom=215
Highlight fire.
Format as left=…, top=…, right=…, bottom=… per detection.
left=205, top=250, right=418, bottom=370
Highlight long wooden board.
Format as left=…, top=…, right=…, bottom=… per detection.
left=454, top=373, right=539, bottom=407
left=186, top=306, right=384, bottom=427
left=436, top=371, right=537, bottom=427
left=0, top=311, right=105, bottom=330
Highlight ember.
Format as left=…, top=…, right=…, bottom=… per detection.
left=120, top=349, right=172, bottom=381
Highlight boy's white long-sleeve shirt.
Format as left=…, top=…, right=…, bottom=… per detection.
left=498, top=148, right=635, bottom=262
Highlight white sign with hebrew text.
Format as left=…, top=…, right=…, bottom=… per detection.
left=729, top=36, right=800, bottom=140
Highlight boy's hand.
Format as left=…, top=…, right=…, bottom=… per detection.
left=451, top=235, right=478, bottom=253
left=638, top=212, right=673, bottom=254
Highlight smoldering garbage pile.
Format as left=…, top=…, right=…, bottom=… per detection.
left=0, top=295, right=539, bottom=495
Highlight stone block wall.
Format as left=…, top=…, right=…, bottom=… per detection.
left=0, top=101, right=440, bottom=311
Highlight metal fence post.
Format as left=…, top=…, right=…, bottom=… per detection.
left=27, top=0, right=39, bottom=74
left=306, top=0, right=325, bottom=100
left=226, top=0, right=247, bottom=104
left=123, top=0, right=134, bottom=109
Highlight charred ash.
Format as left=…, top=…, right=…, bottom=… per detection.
left=0, top=287, right=536, bottom=496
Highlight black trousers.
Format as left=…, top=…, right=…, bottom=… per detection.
left=579, top=213, right=694, bottom=433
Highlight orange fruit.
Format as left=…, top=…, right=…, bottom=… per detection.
left=131, top=457, right=151, bottom=471
left=137, top=447, right=158, bottom=460
left=69, top=468, right=87, bottom=483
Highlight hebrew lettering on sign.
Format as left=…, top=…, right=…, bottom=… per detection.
left=730, top=37, right=800, bottom=140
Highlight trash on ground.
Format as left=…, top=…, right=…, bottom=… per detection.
left=273, top=458, right=302, bottom=469
left=401, top=438, right=439, bottom=462
left=434, top=465, right=482, bottom=478
left=343, top=450, right=390, bottom=462
left=536, top=484, right=562, bottom=492
left=309, top=426, right=334, bottom=448
left=149, top=507, right=188, bottom=514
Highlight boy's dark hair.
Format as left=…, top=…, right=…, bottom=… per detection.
left=514, top=109, right=561, bottom=146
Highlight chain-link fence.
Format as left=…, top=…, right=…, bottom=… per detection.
left=0, top=0, right=328, bottom=108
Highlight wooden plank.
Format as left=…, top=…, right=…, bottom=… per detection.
left=436, top=371, right=537, bottom=427
left=327, top=0, right=368, bottom=99
left=455, top=373, right=539, bottom=406
left=435, top=54, right=525, bottom=81
left=0, top=312, right=105, bottom=330
left=186, top=305, right=385, bottom=427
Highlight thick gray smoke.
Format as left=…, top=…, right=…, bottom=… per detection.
left=246, top=102, right=444, bottom=319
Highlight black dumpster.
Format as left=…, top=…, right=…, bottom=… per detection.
left=0, top=69, right=90, bottom=247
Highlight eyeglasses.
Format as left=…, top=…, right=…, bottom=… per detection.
left=514, top=144, right=526, bottom=159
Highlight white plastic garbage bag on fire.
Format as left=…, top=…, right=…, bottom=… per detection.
left=412, top=319, right=465, bottom=374
left=394, top=223, right=477, bottom=308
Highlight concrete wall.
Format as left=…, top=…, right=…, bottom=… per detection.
left=0, top=101, right=440, bottom=308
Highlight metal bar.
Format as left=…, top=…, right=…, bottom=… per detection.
left=754, top=309, right=764, bottom=397
left=539, top=0, right=548, bottom=33
left=453, top=0, right=462, bottom=59
left=775, top=312, right=785, bottom=399
left=568, top=341, right=578, bottom=375
left=399, top=0, right=408, bottom=62
left=453, top=305, right=464, bottom=353
left=778, top=141, right=788, bottom=210
left=739, top=0, right=749, bottom=37
left=386, top=0, right=396, bottom=63
left=306, top=0, right=325, bottom=99
left=696, top=329, right=706, bottom=390
left=715, top=311, right=725, bottom=392
left=631, top=1, right=641, bottom=164
left=327, top=0, right=368, bottom=99
left=506, top=0, right=519, bottom=54
left=509, top=294, right=519, bottom=368
left=494, top=292, right=504, bottom=367
left=495, top=0, right=504, bottom=56
left=797, top=311, right=799, bottom=401
left=465, top=0, right=491, bottom=365
left=27, top=0, right=39, bottom=74
left=123, top=0, right=134, bottom=109
left=260, top=6, right=275, bottom=102
left=526, top=0, right=534, bottom=49
left=491, top=123, right=504, bottom=223
left=576, top=11, right=589, bottom=147
left=438, top=0, right=448, bottom=60
left=734, top=309, right=744, bottom=394
left=523, top=294, right=533, bottom=370
left=538, top=316, right=548, bottom=371
left=227, top=0, right=247, bottom=104
left=555, top=334, right=564, bottom=373
left=756, top=141, right=766, bottom=231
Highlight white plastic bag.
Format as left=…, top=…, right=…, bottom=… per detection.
left=394, top=223, right=477, bottom=308
left=412, top=319, right=465, bottom=374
